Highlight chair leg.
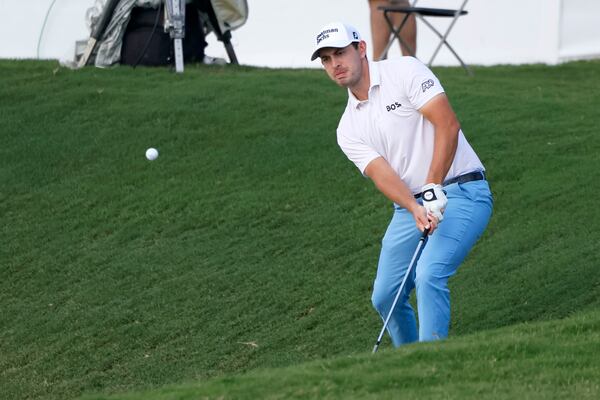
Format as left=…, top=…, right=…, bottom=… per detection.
left=437, top=40, right=472, bottom=76
left=223, top=34, right=238, bottom=64
left=380, top=10, right=414, bottom=60
left=428, top=0, right=469, bottom=65
left=379, top=2, right=472, bottom=75
left=396, top=14, right=416, bottom=57
left=418, top=16, right=472, bottom=75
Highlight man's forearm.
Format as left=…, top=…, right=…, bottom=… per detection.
left=365, top=157, right=419, bottom=212
left=419, top=94, right=461, bottom=184
left=426, top=123, right=459, bottom=184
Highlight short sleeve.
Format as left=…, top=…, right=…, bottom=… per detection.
left=337, top=129, right=381, bottom=176
left=403, top=57, right=445, bottom=110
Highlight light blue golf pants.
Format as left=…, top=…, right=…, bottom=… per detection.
left=371, top=180, right=493, bottom=346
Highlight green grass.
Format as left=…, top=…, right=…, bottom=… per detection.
left=82, top=309, right=600, bottom=400
left=1, top=59, right=599, bottom=400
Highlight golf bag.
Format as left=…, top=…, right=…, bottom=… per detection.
left=81, top=0, right=248, bottom=68
left=120, top=3, right=207, bottom=66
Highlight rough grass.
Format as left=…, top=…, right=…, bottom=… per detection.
left=83, top=309, right=600, bottom=400
left=1, top=59, right=599, bottom=400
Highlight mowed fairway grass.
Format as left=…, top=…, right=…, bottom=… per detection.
left=1, top=60, right=599, bottom=400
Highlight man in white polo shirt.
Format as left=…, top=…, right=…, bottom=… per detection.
left=311, top=22, right=493, bottom=346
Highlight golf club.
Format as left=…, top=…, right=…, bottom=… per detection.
left=372, top=228, right=430, bottom=354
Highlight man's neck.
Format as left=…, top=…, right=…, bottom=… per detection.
left=349, top=60, right=370, bottom=101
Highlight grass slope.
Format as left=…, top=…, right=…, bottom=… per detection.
left=1, top=60, right=599, bottom=400
left=83, top=309, right=600, bottom=400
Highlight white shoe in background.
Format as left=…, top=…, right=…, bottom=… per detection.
left=203, top=55, right=227, bottom=65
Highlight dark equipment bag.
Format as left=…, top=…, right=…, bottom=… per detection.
left=120, top=3, right=207, bottom=66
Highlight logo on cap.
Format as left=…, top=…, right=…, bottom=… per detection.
left=316, top=28, right=339, bottom=45
left=353, top=32, right=358, bottom=39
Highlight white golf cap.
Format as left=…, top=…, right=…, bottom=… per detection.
left=310, top=22, right=362, bottom=61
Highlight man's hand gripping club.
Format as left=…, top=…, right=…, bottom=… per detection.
left=421, top=183, right=447, bottom=222
left=364, top=157, right=443, bottom=235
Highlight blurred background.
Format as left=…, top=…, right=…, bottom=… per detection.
left=1, top=0, right=599, bottom=68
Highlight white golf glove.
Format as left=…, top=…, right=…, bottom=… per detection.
left=421, top=183, right=447, bottom=222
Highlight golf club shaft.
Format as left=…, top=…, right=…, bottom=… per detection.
left=372, top=228, right=430, bottom=353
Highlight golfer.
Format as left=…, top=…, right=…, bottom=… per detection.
left=311, top=22, right=493, bottom=345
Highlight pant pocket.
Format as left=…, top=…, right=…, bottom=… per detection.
left=458, top=180, right=493, bottom=204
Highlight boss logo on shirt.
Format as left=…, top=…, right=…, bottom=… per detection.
left=421, top=79, right=435, bottom=92
left=386, top=102, right=402, bottom=112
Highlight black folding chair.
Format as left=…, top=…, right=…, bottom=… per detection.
left=378, top=0, right=472, bottom=75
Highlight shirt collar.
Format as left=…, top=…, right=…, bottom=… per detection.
left=348, top=61, right=381, bottom=109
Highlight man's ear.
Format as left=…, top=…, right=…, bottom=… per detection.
left=359, top=40, right=367, bottom=58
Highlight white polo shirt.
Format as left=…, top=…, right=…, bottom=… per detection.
left=336, top=57, right=484, bottom=194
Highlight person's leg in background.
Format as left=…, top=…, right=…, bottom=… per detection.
left=368, top=0, right=417, bottom=60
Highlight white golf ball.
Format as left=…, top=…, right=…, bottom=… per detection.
left=145, top=148, right=159, bottom=161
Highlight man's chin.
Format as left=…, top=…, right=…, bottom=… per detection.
left=335, top=77, right=350, bottom=87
